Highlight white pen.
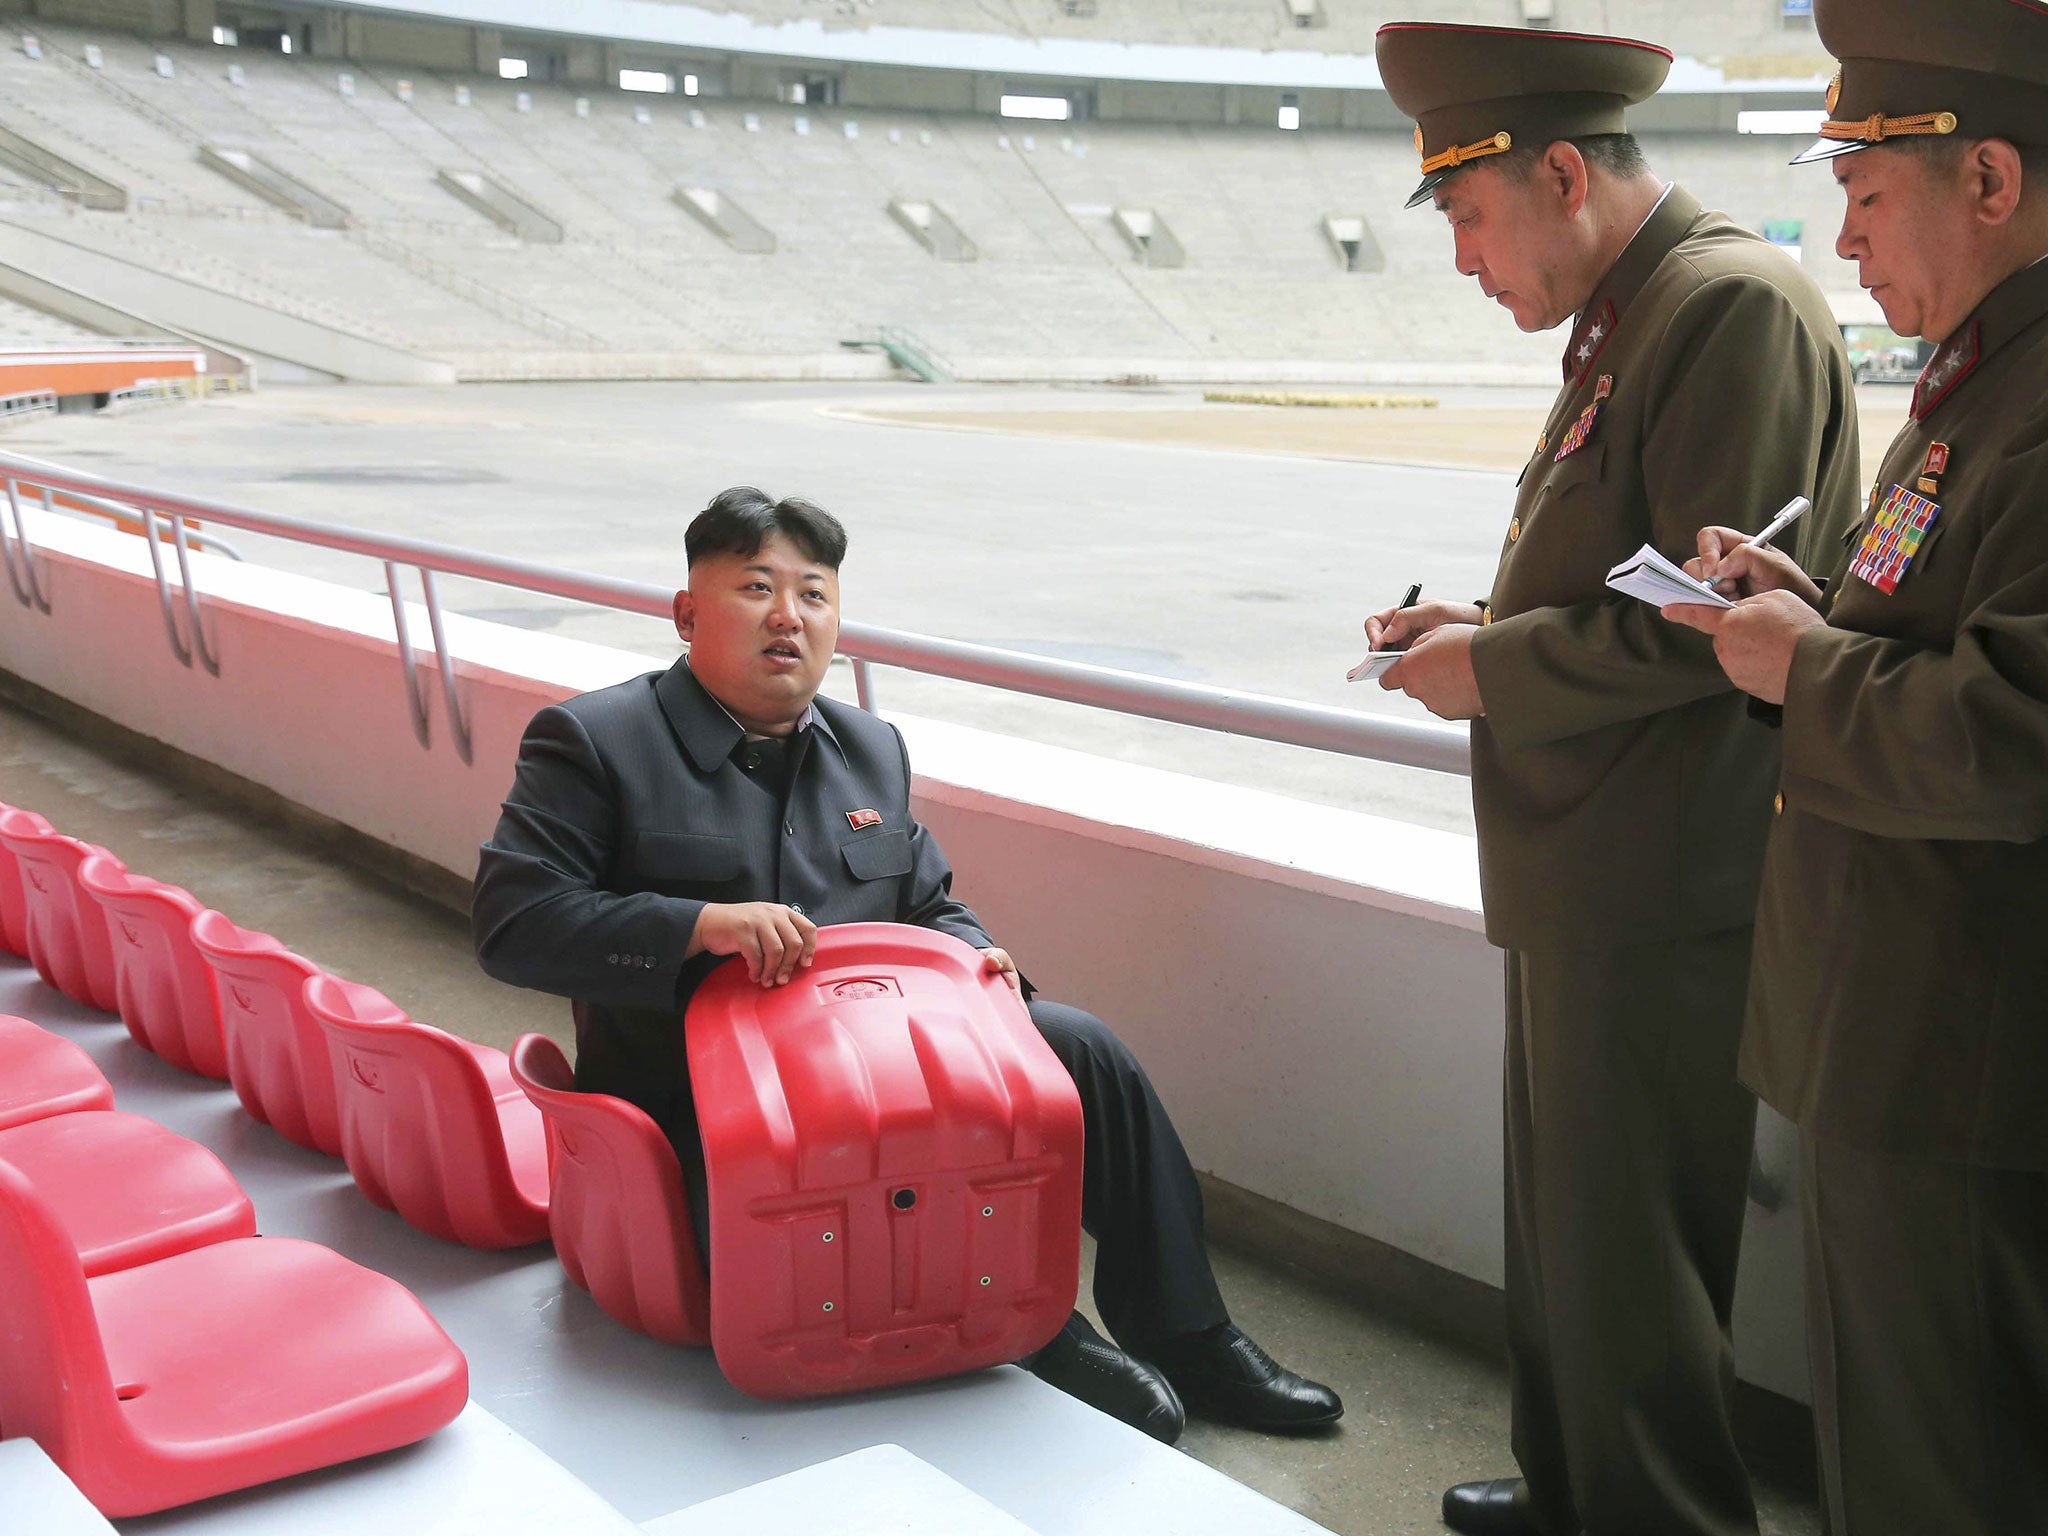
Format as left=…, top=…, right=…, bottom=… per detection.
left=1710, top=495, right=1811, bottom=592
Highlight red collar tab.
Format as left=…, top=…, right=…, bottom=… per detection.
left=1564, top=301, right=1617, bottom=385
left=1913, top=322, right=1981, bottom=419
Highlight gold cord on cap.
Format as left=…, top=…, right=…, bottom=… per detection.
left=1418, top=130, right=1514, bottom=176
left=1819, top=108, right=1958, bottom=145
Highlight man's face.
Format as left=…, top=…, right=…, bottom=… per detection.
left=1834, top=147, right=1969, bottom=340
left=1436, top=162, right=1585, bottom=333
left=674, top=532, right=840, bottom=730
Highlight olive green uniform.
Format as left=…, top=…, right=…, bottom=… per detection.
left=1746, top=254, right=2048, bottom=1536
left=1465, top=189, right=1861, bottom=1536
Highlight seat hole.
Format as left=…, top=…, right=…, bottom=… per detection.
left=115, top=1383, right=146, bottom=1401
left=892, top=1188, right=917, bottom=1211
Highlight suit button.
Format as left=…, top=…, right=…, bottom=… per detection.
left=744, top=751, right=762, bottom=771
left=1508, top=516, right=1521, bottom=542
left=1774, top=793, right=1785, bottom=816
left=791, top=903, right=805, bottom=915
left=607, top=953, right=618, bottom=965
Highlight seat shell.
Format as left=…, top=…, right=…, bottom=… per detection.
left=188, top=910, right=341, bottom=1155
left=0, top=801, right=51, bottom=958
left=510, top=1032, right=711, bottom=1347
left=77, top=858, right=229, bottom=1081
left=0, top=1015, right=115, bottom=1131
left=0, top=821, right=121, bottom=1013
left=0, top=1111, right=254, bottom=1276
left=305, top=975, right=550, bottom=1249
left=686, top=923, right=1083, bottom=1400
left=0, top=1159, right=468, bottom=1518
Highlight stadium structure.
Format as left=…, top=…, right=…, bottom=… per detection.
left=0, top=4, right=1856, bottom=1534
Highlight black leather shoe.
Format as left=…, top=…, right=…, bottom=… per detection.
left=1441, top=1477, right=1543, bottom=1536
left=1023, top=1314, right=1185, bottom=1445
left=1149, top=1323, right=1343, bottom=1433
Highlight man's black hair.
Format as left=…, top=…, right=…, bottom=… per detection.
left=685, top=486, right=848, bottom=569
left=1493, top=132, right=1654, bottom=185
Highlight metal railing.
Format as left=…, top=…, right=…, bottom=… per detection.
left=0, top=390, right=57, bottom=426
left=0, top=450, right=1472, bottom=778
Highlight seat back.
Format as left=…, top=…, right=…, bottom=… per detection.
left=0, top=1016, right=116, bottom=1131
left=0, top=823, right=120, bottom=1013
left=305, top=976, right=547, bottom=1249
left=685, top=923, right=1083, bottom=1400
left=510, top=1033, right=709, bottom=1345
left=188, top=911, right=341, bottom=1155
left=76, top=860, right=227, bottom=1081
left=0, top=802, right=51, bottom=958
left=0, top=1157, right=123, bottom=1475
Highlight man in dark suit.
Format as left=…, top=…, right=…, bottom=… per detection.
left=472, top=486, right=1340, bottom=1444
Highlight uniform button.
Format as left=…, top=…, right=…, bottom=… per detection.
left=1508, top=516, right=1521, bottom=542
left=744, top=751, right=762, bottom=771
left=791, top=903, right=805, bottom=915
left=1774, top=793, right=1785, bottom=816
left=607, top=953, right=618, bottom=965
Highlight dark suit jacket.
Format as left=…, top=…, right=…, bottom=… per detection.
left=472, top=658, right=994, bottom=1155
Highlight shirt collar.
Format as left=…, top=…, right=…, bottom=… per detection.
left=654, top=657, right=838, bottom=774
left=1562, top=183, right=1700, bottom=385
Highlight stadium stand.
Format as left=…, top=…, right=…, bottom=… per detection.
left=0, top=19, right=1855, bottom=380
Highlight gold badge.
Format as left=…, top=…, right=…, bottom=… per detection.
left=1825, top=69, right=1841, bottom=114
left=1493, top=131, right=1512, bottom=151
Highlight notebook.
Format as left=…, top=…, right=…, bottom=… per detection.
left=1605, top=545, right=1732, bottom=611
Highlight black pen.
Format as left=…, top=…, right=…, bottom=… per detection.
left=1380, top=584, right=1422, bottom=651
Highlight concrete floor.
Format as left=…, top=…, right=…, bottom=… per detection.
left=0, top=691, right=1821, bottom=1536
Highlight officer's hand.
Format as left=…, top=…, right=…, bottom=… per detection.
left=689, top=902, right=818, bottom=987
left=1659, top=590, right=1826, bottom=704
left=1684, top=527, right=1822, bottom=605
left=1363, top=600, right=1484, bottom=654
left=980, top=948, right=1023, bottom=996
left=1382, top=623, right=1486, bottom=720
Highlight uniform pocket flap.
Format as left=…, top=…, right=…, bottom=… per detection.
left=842, top=829, right=912, bottom=881
left=634, top=831, right=742, bottom=883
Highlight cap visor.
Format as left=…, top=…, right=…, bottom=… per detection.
left=1790, top=137, right=1865, bottom=166
left=1405, top=170, right=1451, bottom=209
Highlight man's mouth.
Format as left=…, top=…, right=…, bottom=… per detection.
left=762, top=642, right=802, bottom=665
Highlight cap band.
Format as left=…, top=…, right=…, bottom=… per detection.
left=1419, top=130, right=1515, bottom=176
left=1818, top=108, right=1959, bottom=145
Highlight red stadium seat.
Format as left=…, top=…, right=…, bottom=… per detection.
left=0, top=1158, right=468, bottom=1518
left=188, top=911, right=341, bottom=1156
left=76, top=858, right=229, bottom=1082
left=304, top=976, right=549, bottom=1250
left=0, top=1111, right=254, bottom=1276
left=0, top=1015, right=114, bottom=1131
left=0, top=801, right=51, bottom=958
left=685, top=923, right=1083, bottom=1400
left=0, top=820, right=120, bottom=1013
left=509, top=1033, right=710, bottom=1347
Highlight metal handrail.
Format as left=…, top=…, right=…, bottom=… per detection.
left=0, top=449, right=1472, bottom=778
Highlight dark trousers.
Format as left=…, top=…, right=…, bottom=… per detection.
left=1801, top=1134, right=2048, bottom=1536
left=1503, top=931, right=1761, bottom=1536
left=661, top=997, right=1228, bottom=1351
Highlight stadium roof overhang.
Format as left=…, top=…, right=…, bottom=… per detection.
left=309, top=0, right=1832, bottom=94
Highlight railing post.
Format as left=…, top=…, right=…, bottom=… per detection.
left=385, top=560, right=433, bottom=750
left=141, top=509, right=196, bottom=667
left=852, top=658, right=877, bottom=713
left=0, top=477, right=52, bottom=614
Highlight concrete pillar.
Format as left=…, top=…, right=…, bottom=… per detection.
left=308, top=9, right=345, bottom=59
left=471, top=26, right=502, bottom=77
left=179, top=0, right=215, bottom=44
left=563, top=40, right=604, bottom=85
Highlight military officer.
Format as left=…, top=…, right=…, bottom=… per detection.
left=1663, top=4, right=2048, bottom=1532
left=1364, top=23, right=1862, bottom=1536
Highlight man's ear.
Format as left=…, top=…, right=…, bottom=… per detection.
left=1970, top=137, right=2026, bottom=228
left=672, top=588, right=694, bottom=643
left=1548, top=140, right=1590, bottom=220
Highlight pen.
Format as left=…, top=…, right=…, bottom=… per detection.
left=1376, top=583, right=1422, bottom=653
left=1711, top=496, right=1811, bottom=592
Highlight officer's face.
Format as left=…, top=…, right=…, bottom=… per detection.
left=674, top=532, right=841, bottom=732
left=1436, top=160, right=1585, bottom=333
left=1834, top=143, right=2009, bottom=342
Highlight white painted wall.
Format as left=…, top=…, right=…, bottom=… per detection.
left=0, top=508, right=1807, bottom=1401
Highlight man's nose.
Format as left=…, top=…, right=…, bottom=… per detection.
left=766, top=594, right=801, bottom=629
left=1454, top=233, right=1483, bottom=280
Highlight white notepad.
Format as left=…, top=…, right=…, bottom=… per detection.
left=1605, top=545, right=1732, bottom=610
left=1346, top=650, right=1406, bottom=683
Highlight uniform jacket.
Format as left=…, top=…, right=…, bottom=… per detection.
left=1466, top=186, right=1862, bottom=950
left=471, top=659, right=994, bottom=1137
left=1744, top=254, right=2048, bottom=1169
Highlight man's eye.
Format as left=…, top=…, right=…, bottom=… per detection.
left=1858, top=193, right=1877, bottom=209
left=804, top=590, right=826, bottom=602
